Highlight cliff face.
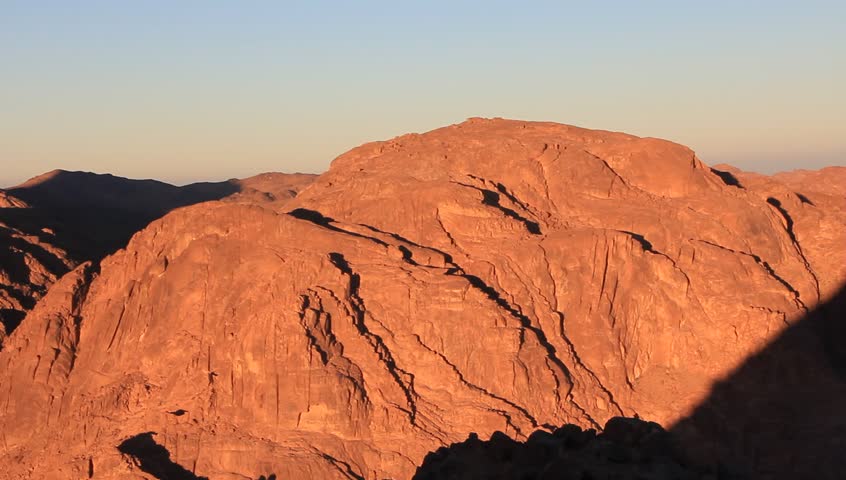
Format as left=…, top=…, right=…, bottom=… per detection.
left=0, top=172, right=315, bottom=344
left=0, top=119, right=842, bottom=479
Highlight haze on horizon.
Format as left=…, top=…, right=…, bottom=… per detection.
left=2, top=0, right=844, bottom=187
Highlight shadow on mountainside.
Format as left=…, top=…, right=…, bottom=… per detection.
left=669, top=282, right=846, bottom=479
left=118, top=432, right=277, bottom=480
left=413, top=283, right=846, bottom=480
left=1, top=171, right=316, bottom=341
left=0, top=171, right=242, bottom=340
left=2, top=170, right=241, bottom=262
left=118, top=433, right=209, bottom=480
left=710, top=168, right=744, bottom=189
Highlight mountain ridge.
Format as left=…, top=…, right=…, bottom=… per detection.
left=0, top=170, right=315, bottom=344
left=0, top=118, right=843, bottom=479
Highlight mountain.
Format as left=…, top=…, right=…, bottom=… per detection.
left=0, top=171, right=315, bottom=343
left=4, top=169, right=317, bottom=261
left=0, top=119, right=843, bottom=479
left=0, top=189, right=73, bottom=342
left=773, top=166, right=846, bottom=199
left=0, top=191, right=29, bottom=209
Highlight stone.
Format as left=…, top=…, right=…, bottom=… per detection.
left=0, top=119, right=842, bottom=479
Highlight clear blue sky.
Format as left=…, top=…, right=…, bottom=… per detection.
left=2, top=1, right=844, bottom=186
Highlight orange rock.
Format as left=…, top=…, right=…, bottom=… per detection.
left=0, top=171, right=315, bottom=344
left=0, top=119, right=842, bottom=479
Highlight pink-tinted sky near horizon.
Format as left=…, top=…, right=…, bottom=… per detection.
left=2, top=1, right=844, bottom=187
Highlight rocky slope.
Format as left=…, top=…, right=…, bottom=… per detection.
left=0, top=171, right=315, bottom=344
left=0, top=190, right=73, bottom=343
left=0, top=119, right=842, bottom=479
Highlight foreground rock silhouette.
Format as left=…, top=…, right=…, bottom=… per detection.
left=0, top=119, right=842, bottom=479
left=414, top=417, right=716, bottom=480
left=411, top=283, right=846, bottom=479
left=670, top=282, right=846, bottom=478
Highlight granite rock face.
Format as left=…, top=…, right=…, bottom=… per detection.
left=0, top=119, right=842, bottom=479
left=0, top=171, right=315, bottom=343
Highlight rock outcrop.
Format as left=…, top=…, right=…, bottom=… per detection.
left=0, top=119, right=842, bottom=479
left=0, top=190, right=74, bottom=342
left=0, top=171, right=315, bottom=343
left=226, top=172, right=318, bottom=208
left=0, top=191, right=29, bottom=209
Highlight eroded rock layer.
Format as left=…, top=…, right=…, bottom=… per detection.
left=0, top=119, right=842, bottom=479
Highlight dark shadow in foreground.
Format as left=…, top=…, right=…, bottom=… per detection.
left=118, top=432, right=208, bottom=480
left=414, top=417, right=721, bottom=480
left=117, top=432, right=276, bottom=480
left=414, top=284, right=846, bottom=480
left=669, top=283, right=846, bottom=479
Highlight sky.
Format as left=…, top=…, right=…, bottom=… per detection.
left=1, top=1, right=844, bottom=186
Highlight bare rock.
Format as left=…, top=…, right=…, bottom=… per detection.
left=0, top=171, right=315, bottom=342
left=0, top=119, right=842, bottom=479
left=0, top=191, right=29, bottom=209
